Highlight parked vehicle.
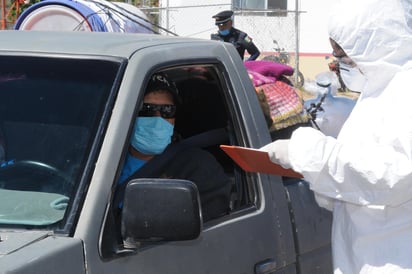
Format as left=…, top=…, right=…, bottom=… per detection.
left=262, top=40, right=305, bottom=88
left=0, top=30, right=332, bottom=274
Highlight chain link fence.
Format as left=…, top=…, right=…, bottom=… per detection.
left=140, top=3, right=302, bottom=84
left=233, top=9, right=299, bottom=70
left=5, top=0, right=302, bottom=81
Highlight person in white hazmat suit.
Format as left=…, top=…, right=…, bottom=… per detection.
left=260, top=0, right=412, bottom=273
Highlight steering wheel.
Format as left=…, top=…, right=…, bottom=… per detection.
left=0, top=160, right=73, bottom=195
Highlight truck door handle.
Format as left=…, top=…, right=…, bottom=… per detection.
left=254, top=259, right=277, bottom=274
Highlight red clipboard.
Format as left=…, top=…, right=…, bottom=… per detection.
left=220, top=145, right=303, bottom=178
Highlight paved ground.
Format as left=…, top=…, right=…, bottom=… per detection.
left=299, top=55, right=334, bottom=82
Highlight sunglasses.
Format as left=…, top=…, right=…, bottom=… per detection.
left=139, top=103, right=177, bottom=119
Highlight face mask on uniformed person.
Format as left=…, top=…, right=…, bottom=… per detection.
left=218, top=29, right=230, bottom=36
left=130, top=117, right=174, bottom=155
left=339, top=62, right=367, bottom=92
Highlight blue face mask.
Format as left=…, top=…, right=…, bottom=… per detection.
left=218, top=29, right=230, bottom=36
left=130, top=117, right=174, bottom=155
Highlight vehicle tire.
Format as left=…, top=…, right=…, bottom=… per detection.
left=290, top=70, right=304, bottom=88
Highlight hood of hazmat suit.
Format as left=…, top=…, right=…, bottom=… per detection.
left=287, top=0, right=412, bottom=273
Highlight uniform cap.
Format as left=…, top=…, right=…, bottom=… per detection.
left=212, top=10, right=234, bottom=25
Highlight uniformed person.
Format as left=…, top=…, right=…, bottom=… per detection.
left=211, top=10, right=260, bottom=61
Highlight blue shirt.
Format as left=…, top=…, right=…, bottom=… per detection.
left=118, top=153, right=147, bottom=185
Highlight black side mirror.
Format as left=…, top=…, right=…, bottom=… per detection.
left=121, top=178, right=202, bottom=243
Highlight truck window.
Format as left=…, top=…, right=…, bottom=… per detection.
left=0, top=55, right=123, bottom=230
left=170, top=66, right=258, bottom=215
left=116, top=65, right=258, bottom=223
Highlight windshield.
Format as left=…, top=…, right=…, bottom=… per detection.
left=0, top=55, right=121, bottom=228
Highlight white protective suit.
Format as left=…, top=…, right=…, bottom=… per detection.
left=284, top=0, right=412, bottom=273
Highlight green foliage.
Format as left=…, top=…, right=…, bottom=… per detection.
left=132, top=0, right=158, bottom=7
left=21, top=0, right=41, bottom=13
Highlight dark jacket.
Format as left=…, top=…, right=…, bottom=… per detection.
left=211, top=27, right=260, bottom=61
left=160, top=147, right=232, bottom=222
left=117, top=145, right=232, bottom=222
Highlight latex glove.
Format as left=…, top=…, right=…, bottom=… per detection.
left=260, top=139, right=292, bottom=169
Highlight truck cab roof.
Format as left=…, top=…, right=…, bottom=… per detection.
left=0, top=30, right=217, bottom=58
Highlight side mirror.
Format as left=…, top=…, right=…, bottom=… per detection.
left=121, top=178, right=202, bottom=243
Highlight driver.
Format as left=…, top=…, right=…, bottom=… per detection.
left=118, top=72, right=231, bottom=221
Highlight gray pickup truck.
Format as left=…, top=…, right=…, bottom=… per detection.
left=0, top=30, right=332, bottom=274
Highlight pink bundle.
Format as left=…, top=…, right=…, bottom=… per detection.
left=244, top=60, right=294, bottom=87
left=245, top=60, right=308, bottom=130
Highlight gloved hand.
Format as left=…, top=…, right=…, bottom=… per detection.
left=259, top=139, right=292, bottom=169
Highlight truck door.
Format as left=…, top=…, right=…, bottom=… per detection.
left=83, top=43, right=298, bottom=274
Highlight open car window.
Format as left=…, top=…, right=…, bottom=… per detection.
left=116, top=64, right=259, bottom=224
